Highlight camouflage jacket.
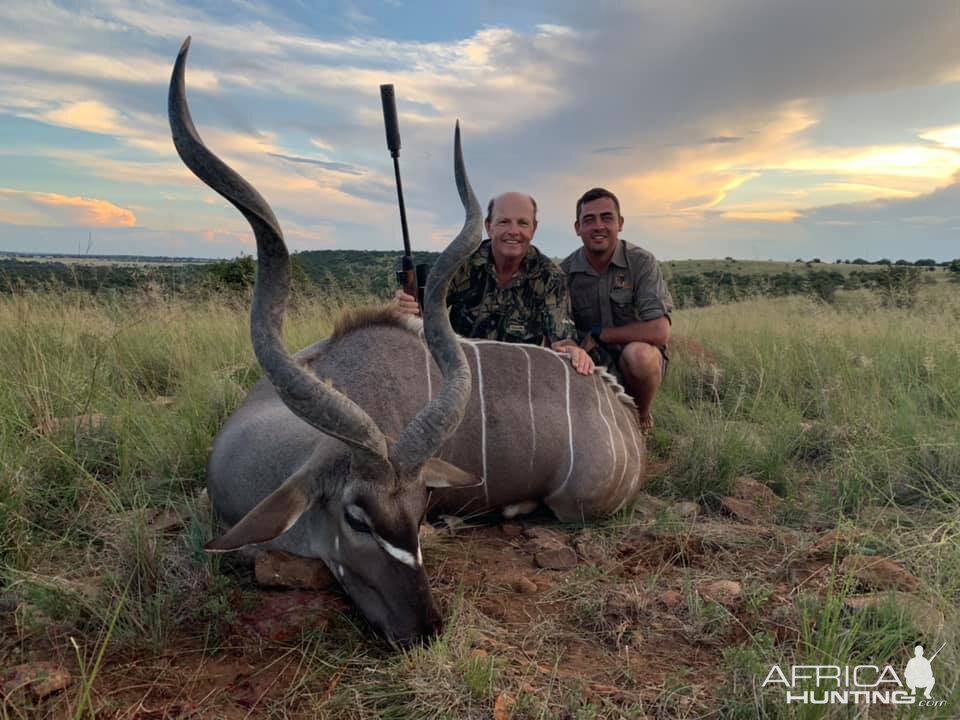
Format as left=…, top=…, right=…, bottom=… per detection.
left=446, top=239, right=576, bottom=345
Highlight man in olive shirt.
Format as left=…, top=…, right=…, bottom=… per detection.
left=561, top=187, right=673, bottom=431
left=396, top=192, right=593, bottom=375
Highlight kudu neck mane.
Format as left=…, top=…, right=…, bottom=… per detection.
left=331, top=306, right=418, bottom=340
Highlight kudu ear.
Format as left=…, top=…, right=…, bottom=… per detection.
left=420, top=458, right=482, bottom=489
left=206, top=470, right=318, bottom=552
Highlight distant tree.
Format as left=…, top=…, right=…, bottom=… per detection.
left=948, top=259, right=960, bottom=281
left=876, top=265, right=920, bottom=308
left=895, top=259, right=910, bottom=265
left=877, top=258, right=892, bottom=265
left=915, top=258, right=937, bottom=266
left=207, top=254, right=255, bottom=290
left=810, top=258, right=821, bottom=263
left=795, top=258, right=804, bottom=263
left=852, top=258, right=868, bottom=265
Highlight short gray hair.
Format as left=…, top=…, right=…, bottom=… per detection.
left=485, top=194, right=538, bottom=224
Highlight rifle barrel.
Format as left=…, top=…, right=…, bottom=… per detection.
left=380, top=84, right=412, bottom=260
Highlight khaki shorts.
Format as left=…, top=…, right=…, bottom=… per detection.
left=588, top=342, right=669, bottom=386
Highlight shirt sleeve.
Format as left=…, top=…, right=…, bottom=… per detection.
left=542, top=269, right=577, bottom=344
left=632, top=254, right=674, bottom=322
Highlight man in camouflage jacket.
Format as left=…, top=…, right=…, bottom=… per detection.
left=395, top=192, right=593, bottom=375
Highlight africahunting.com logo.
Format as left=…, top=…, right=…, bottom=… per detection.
left=762, top=644, right=945, bottom=707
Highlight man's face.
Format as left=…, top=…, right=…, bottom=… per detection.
left=575, top=197, right=623, bottom=255
left=486, top=193, right=537, bottom=264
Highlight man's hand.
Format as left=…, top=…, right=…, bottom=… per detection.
left=553, top=343, right=595, bottom=376
left=580, top=334, right=598, bottom=354
left=394, top=288, right=420, bottom=316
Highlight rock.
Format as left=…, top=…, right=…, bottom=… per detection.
left=733, top=477, right=781, bottom=506
left=2, top=662, right=72, bottom=700
left=659, top=590, right=684, bottom=608
left=572, top=530, right=606, bottom=564
left=523, top=526, right=564, bottom=544
left=720, top=497, right=764, bottom=524
left=720, top=478, right=781, bottom=523
left=845, top=593, right=944, bottom=635
left=255, top=551, right=337, bottom=591
left=510, top=575, right=538, bottom=594
left=525, top=528, right=578, bottom=569
left=698, top=580, right=742, bottom=607
left=493, top=692, right=515, bottom=720
left=240, top=590, right=348, bottom=642
left=500, top=522, right=524, bottom=538
left=631, top=492, right=670, bottom=520
left=672, top=501, right=700, bottom=519
left=534, top=546, right=578, bottom=570
left=573, top=540, right=606, bottom=564
left=807, top=528, right=862, bottom=558
left=146, top=507, right=183, bottom=533
left=839, top=554, right=920, bottom=592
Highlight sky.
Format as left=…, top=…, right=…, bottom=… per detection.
left=1, top=1, right=959, bottom=262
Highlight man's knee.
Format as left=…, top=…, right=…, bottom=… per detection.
left=619, top=342, right=662, bottom=382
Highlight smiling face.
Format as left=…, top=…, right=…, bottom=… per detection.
left=575, top=196, right=624, bottom=259
left=485, top=192, right=537, bottom=267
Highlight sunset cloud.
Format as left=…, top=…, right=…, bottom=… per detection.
left=43, top=101, right=124, bottom=136
left=1, top=1, right=960, bottom=260
left=0, top=189, right=137, bottom=228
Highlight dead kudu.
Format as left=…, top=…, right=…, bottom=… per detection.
left=170, top=39, right=647, bottom=645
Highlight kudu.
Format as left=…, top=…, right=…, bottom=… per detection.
left=170, top=39, right=646, bottom=645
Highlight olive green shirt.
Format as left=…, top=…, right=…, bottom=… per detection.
left=560, top=239, right=673, bottom=340
left=446, top=239, right=577, bottom=345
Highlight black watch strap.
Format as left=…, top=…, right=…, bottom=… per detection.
left=590, top=323, right=603, bottom=341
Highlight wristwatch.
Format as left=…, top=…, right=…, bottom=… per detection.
left=590, top=323, right=603, bottom=342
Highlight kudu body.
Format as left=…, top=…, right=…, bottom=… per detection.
left=170, top=39, right=645, bottom=645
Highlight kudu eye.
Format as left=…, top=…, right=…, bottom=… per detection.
left=344, top=506, right=372, bottom=535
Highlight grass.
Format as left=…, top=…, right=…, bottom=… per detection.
left=0, top=281, right=958, bottom=718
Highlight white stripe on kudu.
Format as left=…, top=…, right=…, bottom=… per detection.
left=603, top=386, right=629, bottom=492
left=558, top=352, right=574, bottom=489
left=377, top=536, right=419, bottom=569
left=594, top=375, right=617, bottom=473
left=522, top=348, right=536, bottom=473
left=467, top=342, right=489, bottom=503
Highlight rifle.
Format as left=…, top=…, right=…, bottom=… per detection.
left=380, top=84, right=428, bottom=310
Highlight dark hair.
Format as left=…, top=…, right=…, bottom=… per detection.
left=485, top=194, right=538, bottom=224
left=576, top=187, right=620, bottom=220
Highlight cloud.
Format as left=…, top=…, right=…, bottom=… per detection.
left=918, top=124, right=960, bottom=149
left=0, top=189, right=137, bottom=228
left=801, top=172, right=960, bottom=225
left=267, top=153, right=364, bottom=175
left=43, top=101, right=124, bottom=135
left=2, top=1, right=960, bottom=259
left=590, top=146, right=633, bottom=155
left=701, top=136, right=742, bottom=145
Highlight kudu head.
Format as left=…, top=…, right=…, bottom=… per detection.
left=168, top=38, right=482, bottom=645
